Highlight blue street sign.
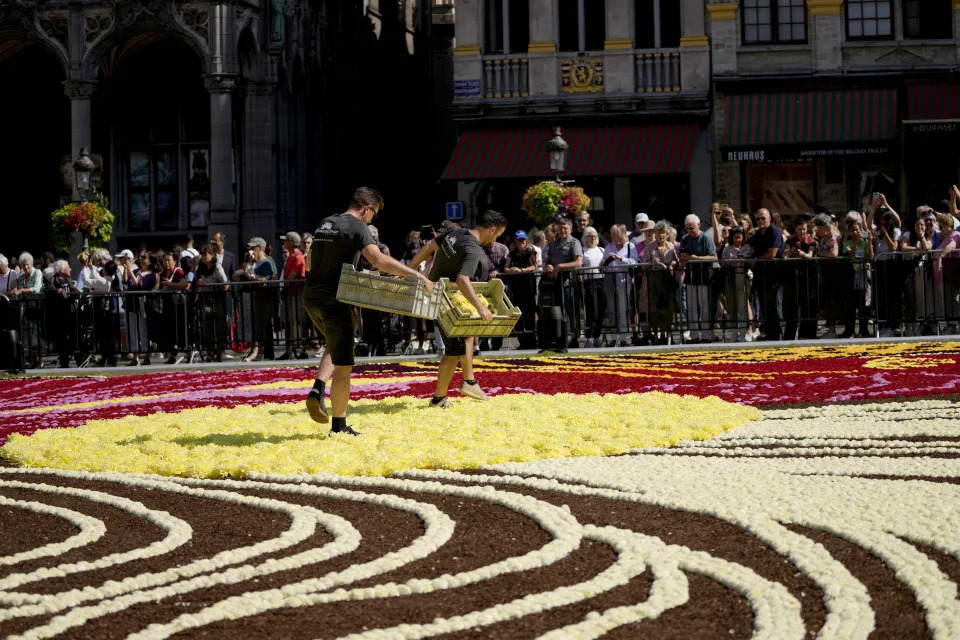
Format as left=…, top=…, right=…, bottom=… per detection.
left=445, top=201, right=464, bottom=221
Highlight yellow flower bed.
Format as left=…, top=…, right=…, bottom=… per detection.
left=1, top=392, right=759, bottom=478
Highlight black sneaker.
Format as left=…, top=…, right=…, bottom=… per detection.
left=306, top=390, right=329, bottom=424
left=330, top=423, right=359, bottom=436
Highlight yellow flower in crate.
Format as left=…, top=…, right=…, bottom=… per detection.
left=1, top=392, right=760, bottom=478
left=450, top=292, right=494, bottom=316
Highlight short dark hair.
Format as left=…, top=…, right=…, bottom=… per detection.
left=477, top=209, right=508, bottom=229
left=350, top=187, right=384, bottom=211
left=557, top=217, right=573, bottom=227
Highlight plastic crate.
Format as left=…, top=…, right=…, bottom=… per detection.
left=336, top=264, right=442, bottom=320
left=436, top=278, right=522, bottom=338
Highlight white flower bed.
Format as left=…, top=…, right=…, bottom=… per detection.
left=0, top=398, right=958, bottom=639
left=0, top=495, right=105, bottom=567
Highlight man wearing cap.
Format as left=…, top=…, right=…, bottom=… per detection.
left=506, top=230, right=538, bottom=349
left=277, top=232, right=306, bottom=360
left=302, top=186, right=434, bottom=436
left=629, top=213, right=651, bottom=245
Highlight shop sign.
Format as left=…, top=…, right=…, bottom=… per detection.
left=723, top=144, right=891, bottom=163
left=454, top=79, right=482, bottom=98
left=905, top=120, right=960, bottom=134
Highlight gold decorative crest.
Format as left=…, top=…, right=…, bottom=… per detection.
left=561, top=57, right=603, bottom=94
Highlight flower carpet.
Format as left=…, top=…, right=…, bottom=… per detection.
left=0, top=341, right=959, bottom=639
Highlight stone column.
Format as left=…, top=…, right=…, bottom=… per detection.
left=62, top=81, right=97, bottom=202
left=679, top=0, right=710, bottom=92
left=808, top=0, right=843, bottom=72
left=527, top=0, right=557, bottom=97
left=204, top=74, right=238, bottom=249
left=240, top=78, right=278, bottom=244
left=706, top=3, right=738, bottom=76
left=603, top=0, right=634, bottom=94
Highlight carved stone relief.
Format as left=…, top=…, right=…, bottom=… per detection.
left=874, top=47, right=928, bottom=63
left=38, top=12, right=68, bottom=51
left=84, top=11, right=113, bottom=48
left=181, top=6, right=209, bottom=42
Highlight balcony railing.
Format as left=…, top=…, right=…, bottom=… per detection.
left=483, top=56, right=529, bottom=99
left=635, top=50, right=680, bottom=93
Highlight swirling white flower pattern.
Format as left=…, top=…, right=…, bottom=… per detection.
left=0, top=398, right=958, bottom=639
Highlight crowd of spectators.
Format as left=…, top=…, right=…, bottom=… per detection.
left=3, top=186, right=960, bottom=370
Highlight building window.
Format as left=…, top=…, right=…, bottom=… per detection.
left=127, top=149, right=179, bottom=231
left=559, top=0, right=606, bottom=52
left=742, top=0, right=806, bottom=44
left=635, top=0, right=681, bottom=49
left=904, top=0, right=952, bottom=39
left=846, top=0, right=893, bottom=40
left=483, top=0, right=529, bottom=54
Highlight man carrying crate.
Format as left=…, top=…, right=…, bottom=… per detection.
left=410, top=210, right=508, bottom=408
left=303, top=187, right=434, bottom=435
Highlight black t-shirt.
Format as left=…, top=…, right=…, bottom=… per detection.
left=748, top=226, right=784, bottom=259
left=509, top=247, right=537, bottom=269
left=428, top=228, right=485, bottom=282
left=303, top=213, right=376, bottom=300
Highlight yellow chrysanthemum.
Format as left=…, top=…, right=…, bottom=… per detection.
left=1, top=392, right=759, bottom=478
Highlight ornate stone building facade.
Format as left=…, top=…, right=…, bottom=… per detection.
left=442, top=0, right=713, bottom=231
left=0, top=0, right=436, bottom=259
left=709, top=0, right=960, bottom=220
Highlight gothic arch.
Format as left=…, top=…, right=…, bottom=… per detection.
left=80, top=0, right=209, bottom=81
left=0, top=3, right=70, bottom=79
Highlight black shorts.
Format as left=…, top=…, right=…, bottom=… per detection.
left=303, top=298, right=355, bottom=366
left=437, top=323, right=467, bottom=357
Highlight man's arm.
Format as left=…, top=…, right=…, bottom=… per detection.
left=455, top=273, right=493, bottom=321
left=362, top=244, right=434, bottom=292
left=409, top=239, right=438, bottom=272
left=556, top=255, right=582, bottom=271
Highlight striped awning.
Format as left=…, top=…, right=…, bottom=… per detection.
left=723, top=89, right=898, bottom=150
left=441, top=124, right=699, bottom=180
left=907, top=85, right=960, bottom=121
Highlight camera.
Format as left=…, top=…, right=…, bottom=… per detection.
left=419, top=224, right=436, bottom=241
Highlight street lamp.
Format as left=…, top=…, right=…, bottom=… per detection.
left=73, top=146, right=95, bottom=202
left=546, top=126, right=568, bottom=183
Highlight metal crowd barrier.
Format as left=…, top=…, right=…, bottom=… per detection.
left=2, top=255, right=960, bottom=369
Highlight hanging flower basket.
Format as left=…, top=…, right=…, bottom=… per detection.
left=50, top=191, right=114, bottom=254
left=521, top=182, right=590, bottom=227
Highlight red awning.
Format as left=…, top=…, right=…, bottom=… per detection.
left=907, top=85, right=960, bottom=121
left=441, top=124, right=700, bottom=180
left=723, top=89, right=898, bottom=148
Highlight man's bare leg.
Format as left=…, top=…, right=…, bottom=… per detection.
left=434, top=355, right=460, bottom=400
left=459, top=337, right=488, bottom=400
left=330, top=365, right=352, bottom=418
left=306, top=351, right=333, bottom=424
left=461, top=337, right=475, bottom=381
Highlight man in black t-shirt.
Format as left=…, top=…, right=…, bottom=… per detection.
left=302, top=187, right=433, bottom=435
left=411, top=210, right=507, bottom=408
left=505, top=231, right=538, bottom=348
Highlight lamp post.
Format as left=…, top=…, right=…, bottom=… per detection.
left=73, top=146, right=95, bottom=203
left=546, top=126, right=568, bottom=183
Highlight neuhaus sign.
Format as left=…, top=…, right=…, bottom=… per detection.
left=722, top=144, right=892, bottom=163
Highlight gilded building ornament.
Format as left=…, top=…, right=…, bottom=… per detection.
left=561, top=57, right=604, bottom=94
